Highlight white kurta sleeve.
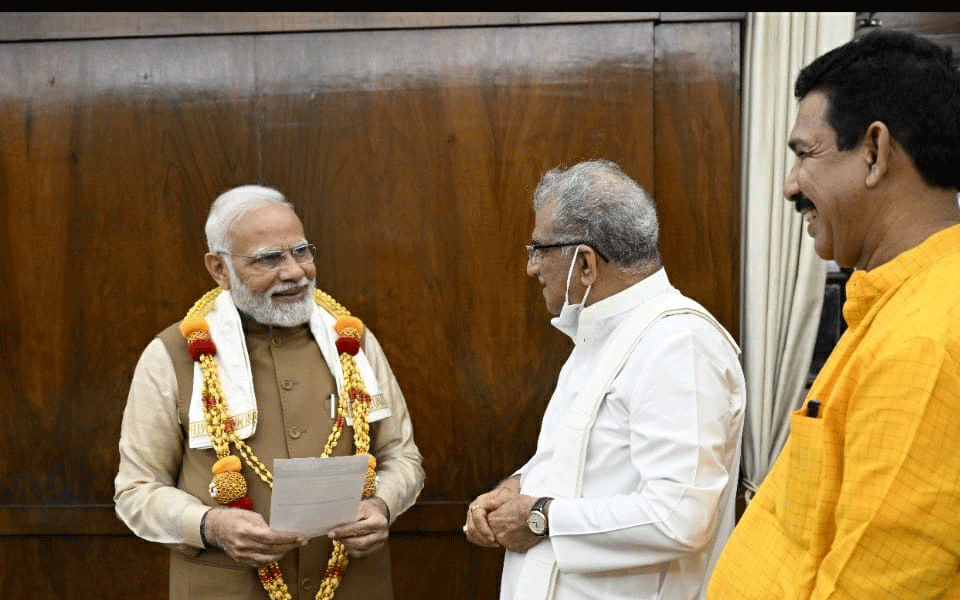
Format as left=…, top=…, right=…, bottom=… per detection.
left=113, top=338, right=210, bottom=553
left=549, top=316, right=743, bottom=573
left=362, top=329, right=425, bottom=523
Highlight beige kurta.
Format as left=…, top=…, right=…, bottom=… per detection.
left=115, top=312, right=424, bottom=600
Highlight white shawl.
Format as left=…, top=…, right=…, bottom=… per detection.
left=187, top=291, right=390, bottom=449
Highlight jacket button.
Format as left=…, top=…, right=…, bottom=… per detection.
left=288, top=426, right=301, bottom=439
left=281, top=379, right=294, bottom=390
left=271, top=337, right=282, bottom=347
left=300, top=578, right=314, bottom=590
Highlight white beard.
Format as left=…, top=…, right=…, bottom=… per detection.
left=226, top=266, right=315, bottom=327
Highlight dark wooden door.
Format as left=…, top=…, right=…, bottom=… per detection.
left=0, top=12, right=742, bottom=599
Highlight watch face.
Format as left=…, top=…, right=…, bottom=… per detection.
left=527, top=511, right=547, bottom=535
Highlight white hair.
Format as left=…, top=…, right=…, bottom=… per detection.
left=533, top=159, right=660, bottom=270
left=205, top=184, right=293, bottom=253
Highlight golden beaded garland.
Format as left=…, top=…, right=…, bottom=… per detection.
left=181, top=287, right=377, bottom=600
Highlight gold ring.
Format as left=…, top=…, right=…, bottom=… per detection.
left=462, top=524, right=469, bottom=533
left=470, top=505, right=485, bottom=512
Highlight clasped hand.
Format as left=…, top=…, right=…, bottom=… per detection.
left=464, top=479, right=542, bottom=552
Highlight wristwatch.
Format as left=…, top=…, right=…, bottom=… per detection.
left=527, top=496, right=553, bottom=537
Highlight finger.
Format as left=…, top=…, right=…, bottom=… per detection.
left=464, top=517, right=498, bottom=548
left=338, top=531, right=387, bottom=557
left=231, top=548, right=287, bottom=568
left=344, top=539, right=385, bottom=558
left=329, top=523, right=373, bottom=539
left=267, top=532, right=307, bottom=546
left=469, top=508, right=498, bottom=545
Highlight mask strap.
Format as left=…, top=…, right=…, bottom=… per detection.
left=563, top=246, right=592, bottom=306
left=563, top=246, right=580, bottom=304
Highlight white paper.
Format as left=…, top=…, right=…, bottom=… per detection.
left=269, top=454, right=367, bottom=537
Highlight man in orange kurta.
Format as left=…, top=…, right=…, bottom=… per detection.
left=709, top=30, right=960, bottom=599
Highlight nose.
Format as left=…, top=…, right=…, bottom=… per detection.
left=783, top=160, right=800, bottom=202
left=526, top=255, right=539, bottom=277
left=277, top=252, right=307, bottom=281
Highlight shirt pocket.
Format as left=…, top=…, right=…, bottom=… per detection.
left=775, top=408, right=826, bottom=547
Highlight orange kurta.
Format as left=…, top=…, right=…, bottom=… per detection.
left=709, top=224, right=960, bottom=599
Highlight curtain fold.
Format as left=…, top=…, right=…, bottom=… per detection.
left=740, top=12, right=855, bottom=499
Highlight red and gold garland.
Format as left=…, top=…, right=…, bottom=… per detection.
left=179, top=287, right=378, bottom=600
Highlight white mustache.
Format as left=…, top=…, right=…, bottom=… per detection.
left=269, top=278, right=311, bottom=294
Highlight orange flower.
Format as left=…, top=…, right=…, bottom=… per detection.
left=179, top=316, right=209, bottom=338
left=212, top=455, right=242, bottom=474
left=334, top=316, right=363, bottom=340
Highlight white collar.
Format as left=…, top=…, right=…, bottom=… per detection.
left=572, top=268, right=675, bottom=347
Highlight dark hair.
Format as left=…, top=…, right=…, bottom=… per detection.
left=795, top=29, right=960, bottom=190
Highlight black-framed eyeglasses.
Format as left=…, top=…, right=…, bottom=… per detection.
left=525, top=241, right=609, bottom=263
left=220, top=242, right=316, bottom=271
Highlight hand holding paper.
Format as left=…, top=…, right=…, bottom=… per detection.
left=328, top=497, right=390, bottom=558
left=204, top=507, right=306, bottom=568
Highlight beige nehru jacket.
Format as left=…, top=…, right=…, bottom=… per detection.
left=115, top=315, right=424, bottom=600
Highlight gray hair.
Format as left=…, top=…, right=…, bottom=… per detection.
left=205, top=184, right=294, bottom=253
left=533, top=159, right=660, bottom=270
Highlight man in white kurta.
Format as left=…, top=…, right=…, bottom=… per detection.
left=464, top=160, right=745, bottom=600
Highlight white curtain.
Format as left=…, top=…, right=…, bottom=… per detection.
left=740, top=12, right=855, bottom=500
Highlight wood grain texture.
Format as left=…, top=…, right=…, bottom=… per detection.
left=654, top=20, right=742, bottom=338
left=0, top=34, right=261, bottom=506
left=0, top=535, right=169, bottom=600
left=0, top=12, right=749, bottom=42
left=253, top=21, right=656, bottom=500
left=0, top=12, right=744, bottom=600
left=856, top=13, right=960, bottom=60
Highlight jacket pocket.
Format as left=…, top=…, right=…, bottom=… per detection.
left=775, top=408, right=826, bottom=547
left=168, top=548, right=258, bottom=599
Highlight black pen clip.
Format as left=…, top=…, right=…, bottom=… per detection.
left=806, top=399, right=821, bottom=418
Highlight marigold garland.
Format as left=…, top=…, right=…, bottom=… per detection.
left=181, top=287, right=378, bottom=600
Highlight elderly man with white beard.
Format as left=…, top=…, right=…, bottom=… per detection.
left=114, top=184, right=424, bottom=600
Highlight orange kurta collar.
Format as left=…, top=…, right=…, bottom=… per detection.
left=843, top=224, right=960, bottom=329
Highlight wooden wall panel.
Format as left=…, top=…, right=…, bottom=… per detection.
left=0, top=13, right=741, bottom=600
left=0, top=12, right=746, bottom=42
left=655, top=20, right=742, bottom=337
left=252, top=21, right=655, bottom=501
left=0, top=34, right=261, bottom=507
left=0, top=536, right=167, bottom=599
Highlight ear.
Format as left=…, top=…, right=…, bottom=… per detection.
left=205, top=252, right=232, bottom=289
left=863, top=121, right=891, bottom=187
left=577, top=246, right=599, bottom=288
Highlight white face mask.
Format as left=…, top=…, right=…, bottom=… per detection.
left=550, top=246, right=592, bottom=339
